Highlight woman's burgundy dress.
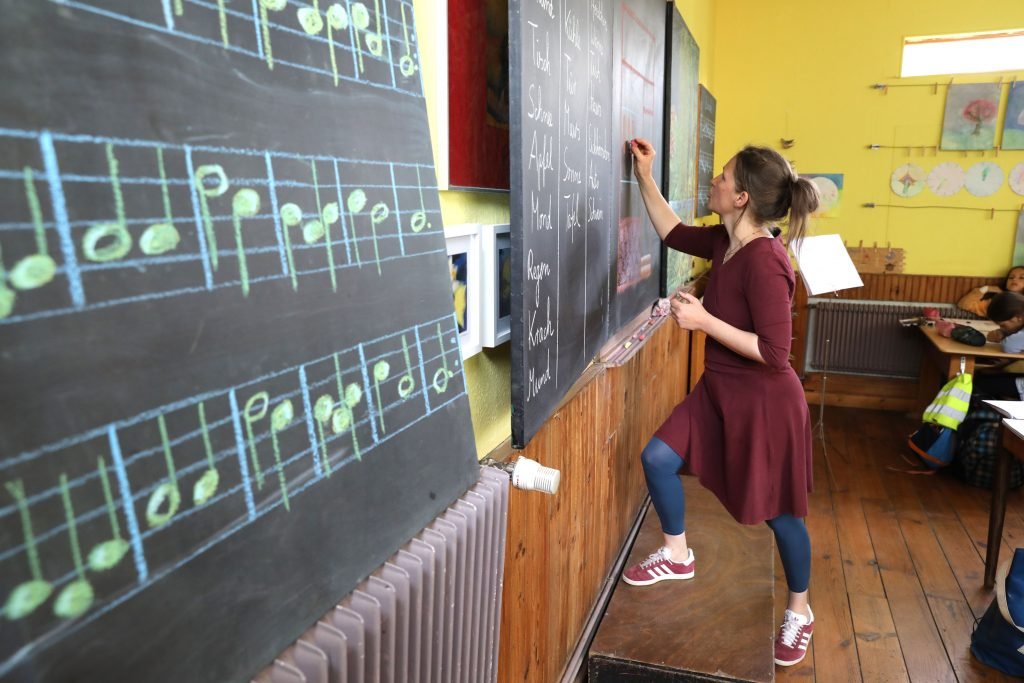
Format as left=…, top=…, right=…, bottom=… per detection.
left=654, top=224, right=813, bottom=524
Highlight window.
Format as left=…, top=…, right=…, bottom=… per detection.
left=901, top=29, right=1024, bottom=78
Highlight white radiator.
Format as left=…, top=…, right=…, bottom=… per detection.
left=805, top=299, right=980, bottom=378
left=251, top=468, right=509, bottom=683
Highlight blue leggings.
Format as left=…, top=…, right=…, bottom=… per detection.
left=642, top=436, right=811, bottom=593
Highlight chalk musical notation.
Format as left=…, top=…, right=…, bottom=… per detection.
left=0, top=311, right=464, bottom=668
left=0, top=128, right=442, bottom=324
left=51, top=0, right=421, bottom=95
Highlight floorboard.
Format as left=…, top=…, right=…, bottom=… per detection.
left=776, top=407, right=1024, bottom=682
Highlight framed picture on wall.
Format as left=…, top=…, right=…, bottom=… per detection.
left=480, top=223, right=511, bottom=346
left=444, top=223, right=483, bottom=358
left=446, top=0, right=510, bottom=190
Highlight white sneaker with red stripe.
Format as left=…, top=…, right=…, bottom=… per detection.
left=774, top=606, right=814, bottom=666
left=621, top=547, right=695, bottom=586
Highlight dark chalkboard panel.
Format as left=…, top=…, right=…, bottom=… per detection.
left=695, top=84, right=717, bottom=218
left=0, top=2, right=478, bottom=682
left=509, top=0, right=665, bottom=448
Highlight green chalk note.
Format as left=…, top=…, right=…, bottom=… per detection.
left=193, top=401, right=220, bottom=507
left=83, top=144, right=132, bottom=263
left=3, top=480, right=53, bottom=620
left=244, top=391, right=270, bottom=489
left=146, top=414, right=182, bottom=528
left=87, top=456, right=129, bottom=572
left=193, top=164, right=229, bottom=271
left=54, top=474, right=94, bottom=619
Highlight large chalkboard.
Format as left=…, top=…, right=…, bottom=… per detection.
left=0, top=2, right=478, bottom=682
left=509, top=0, right=665, bottom=448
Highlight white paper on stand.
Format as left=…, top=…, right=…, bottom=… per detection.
left=790, top=234, right=863, bottom=296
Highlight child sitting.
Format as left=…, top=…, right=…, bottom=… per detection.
left=973, top=291, right=1024, bottom=399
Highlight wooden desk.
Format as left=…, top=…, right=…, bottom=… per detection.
left=986, top=422, right=1024, bottom=587
left=917, top=319, right=1021, bottom=410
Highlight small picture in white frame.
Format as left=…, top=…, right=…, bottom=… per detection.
left=480, top=223, right=511, bottom=347
left=444, top=223, right=482, bottom=358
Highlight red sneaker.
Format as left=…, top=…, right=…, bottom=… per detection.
left=774, top=606, right=814, bottom=666
left=622, top=547, right=695, bottom=586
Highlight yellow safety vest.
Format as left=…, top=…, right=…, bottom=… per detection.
left=922, top=373, right=972, bottom=430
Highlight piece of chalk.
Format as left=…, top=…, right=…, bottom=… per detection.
left=624, top=341, right=632, bottom=349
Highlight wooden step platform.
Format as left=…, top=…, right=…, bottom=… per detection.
left=588, top=478, right=776, bottom=682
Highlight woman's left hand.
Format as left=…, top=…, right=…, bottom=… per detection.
left=670, top=292, right=708, bottom=331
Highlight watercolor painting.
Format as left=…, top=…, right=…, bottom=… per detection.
left=1003, top=82, right=1024, bottom=151
left=801, top=173, right=843, bottom=218
left=449, top=252, right=469, bottom=333
left=940, top=83, right=1000, bottom=151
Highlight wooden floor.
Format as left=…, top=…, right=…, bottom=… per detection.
left=780, top=406, right=1024, bottom=682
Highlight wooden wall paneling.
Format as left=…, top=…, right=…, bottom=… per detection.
left=688, top=330, right=705, bottom=393
left=496, top=320, right=690, bottom=683
left=820, top=274, right=1000, bottom=302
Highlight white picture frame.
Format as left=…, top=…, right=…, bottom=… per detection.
left=480, top=223, right=511, bottom=347
left=444, top=223, right=482, bottom=358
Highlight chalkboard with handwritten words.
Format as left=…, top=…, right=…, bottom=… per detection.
left=509, top=0, right=665, bottom=448
left=0, top=2, right=478, bottom=682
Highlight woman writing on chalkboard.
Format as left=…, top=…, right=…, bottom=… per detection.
left=623, top=138, right=819, bottom=668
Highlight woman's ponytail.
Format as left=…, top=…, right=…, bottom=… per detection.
left=787, top=176, right=819, bottom=247
left=733, top=146, right=820, bottom=247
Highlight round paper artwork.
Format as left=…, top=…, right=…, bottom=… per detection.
left=1009, top=162, right=1024, bottom=196
left=890, top=164, right=926, bottom=198
left=964, top=161, right=1004, bottom=197
left=926, top=162, right=965, bottom=197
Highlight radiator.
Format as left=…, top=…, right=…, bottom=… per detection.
left=251, top=468, right=509, bottom=683
left=805, top=299, right=980, bottom=378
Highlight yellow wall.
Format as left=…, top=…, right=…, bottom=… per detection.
left=413, top=0, right=719, bottom=455
left=711, top=0, right=1024, bottom=276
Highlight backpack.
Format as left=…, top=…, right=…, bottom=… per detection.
left=955, top=405, right=1024, bottom=489
left=972, top=548, right=1024, bottom=677
left=907, top=423, right=957, bottom=469
left=906, top=372, right=972, bottom=469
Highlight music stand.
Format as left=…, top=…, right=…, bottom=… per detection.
left=792, top=235, right=864, bottom=492
left=810, top=297, right=840, bottom=492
